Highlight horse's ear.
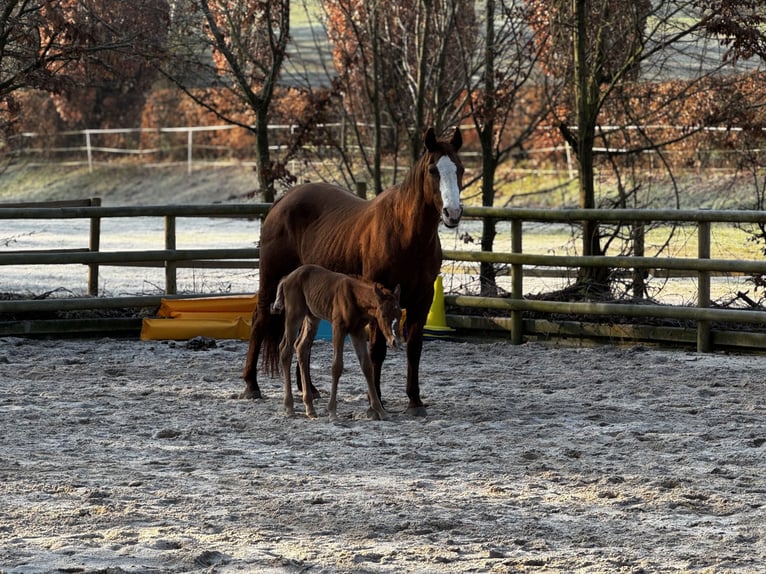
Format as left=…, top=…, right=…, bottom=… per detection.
left=451, top=127, right=462, bottom=151
left=424, top=127, right=438, bottom=152
left=394, top=284, right=401, bottom=302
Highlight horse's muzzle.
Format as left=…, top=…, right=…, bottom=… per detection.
left=443, top=205, right=463, bottom=228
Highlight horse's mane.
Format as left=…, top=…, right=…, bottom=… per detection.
left=394, top=149, right=433, bottom=195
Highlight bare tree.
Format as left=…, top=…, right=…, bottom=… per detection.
left=1, top=0, right=69, bottom=101
left=323, top=0, right=475, bottom=194
left=1, top=0, right=165, bottom=162
left=528, top=0, right=766, bottom=296
left=459, top=0, right=556, bottom=296
left=322, top=0, right=388, bottom=194
left=51, top=0, right=169, bottom=130
left=158, top=0, right=291, bottom=202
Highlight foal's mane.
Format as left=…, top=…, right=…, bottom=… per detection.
left=346, top=273, right=389, bottom=293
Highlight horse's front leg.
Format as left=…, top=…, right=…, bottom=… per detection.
left=352, top=332, right=388, bottom=421
left=404, top=321, right=427, bottom=417
left=369, top=325, right=388, bottom=404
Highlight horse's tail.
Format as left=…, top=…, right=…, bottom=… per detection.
left=259, top=301, right=284, bottom=377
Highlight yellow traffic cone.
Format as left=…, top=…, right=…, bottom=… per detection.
left=424, top=275, right=454, bottom=338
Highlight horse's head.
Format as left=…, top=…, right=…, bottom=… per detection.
left=373, top=283, right=402, bottom=350
left=424, top=127, right=464, bottom=228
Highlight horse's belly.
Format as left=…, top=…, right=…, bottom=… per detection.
left=277, top=190, right=366, bottom=272
left=297, top=233, right=363, bottom=276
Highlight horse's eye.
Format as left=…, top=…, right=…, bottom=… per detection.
left=428, top=165, right=439, bottom=176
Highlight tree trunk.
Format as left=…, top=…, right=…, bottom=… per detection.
left=479, top=0, right=498, bottom=297
left=409, top=0, right=433, bottom=165
left=370, top=1, right=383, bottom=195
left=573, top=0, right=608, bottom=291
left=479, top=144, right=497, bottom=297
left=254, top=106, right=273, bottom=203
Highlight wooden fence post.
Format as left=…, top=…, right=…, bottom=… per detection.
left=187, top=130, right=193, bottom=175
left=87, top=197, right=102, bottom=296
left=697, top=220, right=711, bottom=352
left=632, top=222, right=646, bottom=299
left=165, top=215, right=177, bottom=295
left=511, top=218, right=523, bottom=345
left=85, top=130, right=93, bottom=174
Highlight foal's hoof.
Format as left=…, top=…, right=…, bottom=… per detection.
left=406, top=405, right=428, bottom=417
left=239, top=388, right=262, bottom=400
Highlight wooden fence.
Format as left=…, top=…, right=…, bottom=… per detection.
left=11, top=123, right=766, bottom=176
left=2, top=200, right=766, bottom=351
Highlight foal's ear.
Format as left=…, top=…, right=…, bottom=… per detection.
left=424, top=127, right=438, bottom=152
left=394, top=284, right=401, bottom=302
left=450, top=126, right=462, bottom=151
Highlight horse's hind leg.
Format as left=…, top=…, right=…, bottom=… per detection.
left=352, top=331, right=388, bottom=421
left=241, top=306, right=265, bottom=399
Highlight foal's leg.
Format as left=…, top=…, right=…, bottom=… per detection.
left=351, top=330, right=388, bottom=421
left=279, top=318, right=299, bottom=416
left=295, top=316, right=320, bottom=418
left=328, top=325, right=346, bottom=421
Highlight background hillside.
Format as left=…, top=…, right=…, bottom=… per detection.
left=0, top=163, right=259, bottom=206
left=0, top=159, right=757, bottom=212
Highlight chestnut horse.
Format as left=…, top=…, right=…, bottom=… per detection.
left=242, top=127, right=464, bottom=416
left=270, top=264, right=402, bottom=421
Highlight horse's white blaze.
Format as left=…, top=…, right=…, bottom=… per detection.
left=436, top=155, right=462, bottom=227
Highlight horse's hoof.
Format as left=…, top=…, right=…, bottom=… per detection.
left=406, top=405, right=428, bottom=417
left=239, top=388, right=262, bottom=400
left=367, top=408, right=389, bottom=421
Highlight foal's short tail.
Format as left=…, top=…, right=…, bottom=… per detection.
left=260, top=277, right=286, bottom=377
left=270, top=279, right=285, bottom=314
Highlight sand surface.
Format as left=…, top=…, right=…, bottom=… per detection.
left=2, top=335, right=765, bottom=573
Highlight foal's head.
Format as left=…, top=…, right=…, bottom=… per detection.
left=373, top=283, right=403, bottom=349
left=424, top=127, right=464, bottom=228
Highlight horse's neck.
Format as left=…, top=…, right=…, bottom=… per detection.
left=382, top=158, right=440, bottom=244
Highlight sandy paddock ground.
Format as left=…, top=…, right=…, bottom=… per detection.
left=1, top=335, right=765, bottom=573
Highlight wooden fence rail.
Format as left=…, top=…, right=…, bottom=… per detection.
left=2, top=200, right=766, bottom=350
left=0, top=201, right=271, bottom=297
